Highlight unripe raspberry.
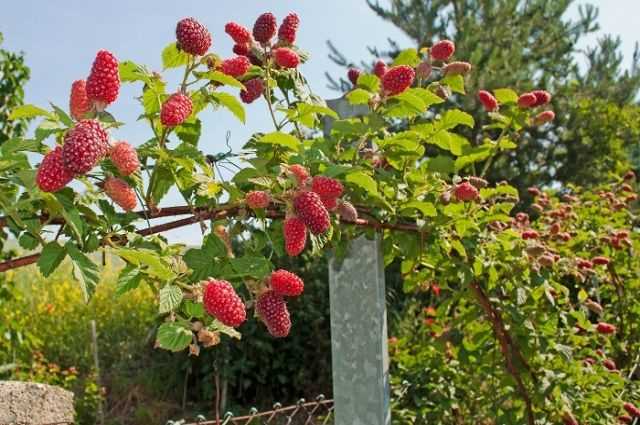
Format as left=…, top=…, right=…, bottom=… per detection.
left=373, top=60, right=387, bottom=78
left=220, top=56, right=251, bottom=77
left=86, top=50, right=120, bottom=108
left=256, top=290, right=291, bottom=338
left=69, top=80, right=91, bottom=120
left=550, top=222, right=561, bottom=234
left=522, top=229, right=540, bottom=240
left=434, top=84, right=452, bottom=99
left=381, top=65, right=415, bottom=96
left=592, top=256, right=610, bottom=266
left=225, top=22, right=252, bottom=44
left=253, top=12, right=277, bottom=44
left=596, top=322, right=616, bottom=334
left=202, top=279, right=246, bottom=327
left=538, top=254, right=555, bottom=267
left=453, top=181, right=479, bottom=202
left=245, top=190, right=270, bottom=209
left=270, top=269, right=304, bottom=297
left=233, top=43, right=251, bottom=57
left=278, top=12, right=300, bottom=45
left=283, top=216, right=307, bottom=256
left=240, top=78, right=264, bottom=104
left=577, top=259, right=593, bottom=270
left=62, top=119, right=109, bottom=174
left=623, top=403, right=640, bottom=417
left=104, top=177, right=137, bottom=211
left=518, top=92, right=537, bottom=108
left=293, top=191, right=331, bottom=234
left=603, top=358, right=617, bottom=371
left=561, top=412, right=579, bottom=425
left=109, top=141, right=139, bottom=176
left=176, top=17, right=212, bottom=56
left=160, top=93, right=192, bottom=127
left=585, top=299, right=603, bottom=315
left=348, top=68, right=361, bottom=85
left=311, top=176, right=344, bottom=199
left=532, top=89, right=552, bottom=106
left=430, top=40, right=455, bottom=61
left=478, top=90, right=499, bottom=112
left=624, top=170, right=636, bottom=180
left=337, top=200, right=358, bottom=223
left=273, top=47, right=300, bottom=68
left=287, top=164, right=309, bottom=186
left=618, top=415, right=633, bottom=424
left=468, top=176, right=488, bottom=189
left=534, top=110, right=555, bottom=125
left=416, top=61, right=432, bottom=79
left=442, top=61, right=471, bottom=76
left=36, top=147, right=75, bottom=192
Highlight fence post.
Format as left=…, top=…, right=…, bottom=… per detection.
left=325, top=98, right=391, bottom=425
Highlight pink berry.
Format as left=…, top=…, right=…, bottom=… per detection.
left=382, top=65, right=415, bottom=96
left=104, top=177, right=137, bottom=211
left=270, top=269, right=304, bottom=297
left=253, top=12, right=277, bottom=44
left=62, top=119, right=109, bottom=174
left=225, top=22, right=252, bottom=44
left=220, top=56, right=251, bottom=77
left=239, top=78, right=264, bottom=104
left=203, top=279, right=246, bottom=327
left=430, top=40, right=455, bottom=61
left=69, top=80, right=91, bottom=120
left=283, top=216, right=307, bottom=257
left=109, top=141, right=139, bottom=176
left=278, top=12, right=300, bottom=45
left=36, top=147, right=75, bottom=193
left=256, top=290, right=291, bottom=337
left=160, top=93, right=192, bottom=127
left=176, top=17, right=212, bottom=56
left=273, top=47, right=300, bottom=68
left=478, top=90, right=499, bottom=112
left=86, top=50, right=120, bottom=108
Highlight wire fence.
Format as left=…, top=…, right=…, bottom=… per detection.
left=167, top=395, right=334, bottom=425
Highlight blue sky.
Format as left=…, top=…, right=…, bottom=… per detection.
left=2, top=0, right=638, bottom=245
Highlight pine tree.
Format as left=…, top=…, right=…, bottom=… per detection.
left=327, top=0, right=640, bottom=190
left=0, top=33, right=31, bottom=145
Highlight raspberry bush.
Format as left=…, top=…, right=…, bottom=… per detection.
left=0, top=11, right=638, bottom=424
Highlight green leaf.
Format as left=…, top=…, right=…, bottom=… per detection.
left=156, top=322, right=192, bottom=352
left=1, top=138, right=42, bottom=155
left=408, top=88, right=445, bottom=108
left=37, top=242, right=67, bottom=277
left=184, top=248, right=217, bottom=282
left=148, top=163, right=174, bottom=205
left=55, top=190, right=84, bottom=243
left=65, top=242, right=100, bottom=301
left=50, top=104, right=73, bottom=127
left=454, top=146, right=492, bottom=171
left=119, top=60, right=149, bottom=83
left=210, top=92, right=246, bottom=123
left=182, top=300, right=205, bottom=319
left=356, top=74, right=380, bottom=92
left=258, top=132, right=300, bottom=152
left=203, top=233, right=229, bottom=258
left=440, top=109, right=475, bottom=130
left=161, top=42, right=190, bottom=69
left=175, top=120, right=202, bottom=145
left=393, top=48, right=420, bottom=67
left=401, top=201, right=437, bottom=217
left=211, top=319, right=242, bottom=340
left=345, top=171, right=378, bottom=196
left=199, top=71, right=245, bottom=89
left=229, top=256, right=272, bottom=278
left=441, top=74, right=465, bottom=94
left=427, top=155, right=455, bottom=174
left=493, top=88, right=518, bottom=104
left=9, top=104, right=51, bottom=120
left=159, top=285, right=183, bottom=313
left=115, top=248, right=175, bottom=281
left=116, top=265, right=143, bottom=295
left=394, top=91, right=426, bottom=113
left=346, top=89, right=372, bottom=105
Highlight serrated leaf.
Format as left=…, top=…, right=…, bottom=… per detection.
left=119, top=60, right=149, bottom=83
left=441, top=74, right=465, bottom=94
left=210, top=92, right=245, bottom=123
left=401, top=201, right=437, bottom=217
left=427, top=155, right=455, bottom=174
left=440, top=109, right=475, bottom=130
left=228, top=256, right=272, bottom=278
left=258, top=132, right=300, bottom=152
left=161, top=42, right=190, bottom=69
left=9, top=104, right=52, bottom=120
left=37, top=242, right=67, bottom=277
left=116, top=265, right=143, bottom=295
left=345, top=171, right=378, bottom=196
left=393, top=48, right=420, bottom=67
left=115, top=248, right=175, bottom=281
left=407, top=88, right=444, bottom=108
left=199, top=71, right=245, bottom=89
left=493, top=88, right=518, bottom=104
left=65, top=242, right=100, bottom=301
left=55, top=190, right=84, bottom=243
left=156, top=322, right=192, bottom=352
left=159, top=285, right=183, bottom=313
left=211, top=319, right=242, bottom=340
left=346, top=88, right=372, bottom=105
left=356, top=74, right=380, bottom=92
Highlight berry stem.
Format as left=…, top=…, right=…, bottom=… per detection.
left=262, top=52, right=281, bottom=131
left=480, top=119, right=512, bottom=178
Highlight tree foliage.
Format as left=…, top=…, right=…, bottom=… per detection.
left=0, top=33, right=30, bottom=145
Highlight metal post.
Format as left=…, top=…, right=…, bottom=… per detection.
left=325, top=98, right=391, bottom=425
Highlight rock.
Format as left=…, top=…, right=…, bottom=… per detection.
left=0, top=381, right=74, bottom=425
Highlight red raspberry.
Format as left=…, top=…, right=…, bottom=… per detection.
left=596, top=322, right=616, bottom=334
left=239, top=78, right=264, bottom=104
left=382, top=65, right=415, bottom=96
left=176, top=17, right=211, bottom=56
left=253, top=12, right=277, bottom=44
left=348, top=68, right=361, bottom=85
left=311, top=176, right=344, bottom=199
left=592, top=256, right=610, bottom=266
left=220, top=56, right=251, bottom=77
left=453, top=181, right=479, bottom=202
left=442, top=61, right=471, bottom=76
left=321, top=196, right=338, bottom=211
left=278, top=12, right=300, bottom=45
left=534, top=110, right=555, bottom=125
left=109, top=141, right=139, bottom=176
left=62, top=119, right=109, bottom=174
left=373, top=60, right=387, bottom=78
left=202, top=279, right=246, bottom=327
left=36, top=147, right=75, bottom=192
left=550, top=222, right=561, bottom=234
left=225, top=22, right=252, bottom=44
left=624, top=403, right=640, bottom=417
left=245, top=190, right=270, bottom=209
left=416, top=61, right=432, bottom=79
left=270, top=269, right=304, bottom=297
left=160, top=93, right=193, bottom=127
left=104, top=177, right=137, bottom=211
left=233, top=43, right=250, bottom=57
left=283, top=216, right=307, bottom=256
left=69, top=80, right=91, bottom=120
left=273, top=47, right=300, bottom=68
left=293, top=191, right=331, bottom=234
left=288, top=164, right=309, bottom=186
left=337, top=200, right=358, bottom=223
left=86, top=50, right=119, bottom=108
left=532, top=90, right=552, bottom=106
left=478, top=90, right=499, bottom=112
left=618, top=415, right=633, bottom=424
left=621, top=183, right=633, bottom=192
left=522, top=230, right=539, bottom=240
left=518, top=92, right=537, bottom=108
left=430, top=40, right=455, bottom=61
left=624, top=170, right=636, bottom=180
left=577, top=259, right=593, bottom=269
left=256, top=290, right=291, bottom=338
left=603, top=358, right=617, bottom=371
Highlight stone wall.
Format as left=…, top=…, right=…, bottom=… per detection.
left=0, top=381, right=74, bottom=425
